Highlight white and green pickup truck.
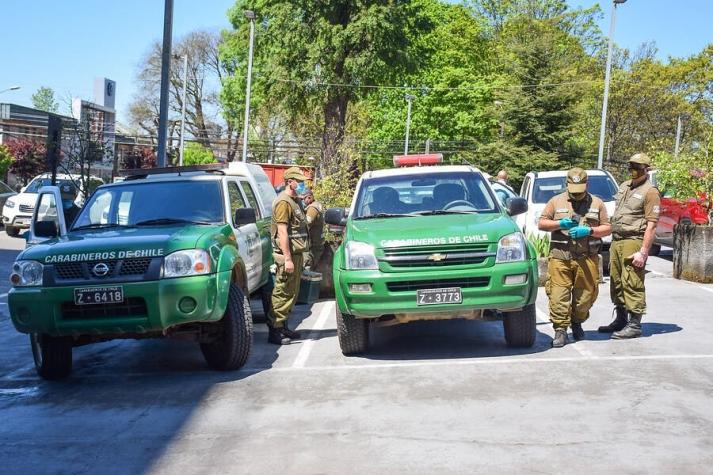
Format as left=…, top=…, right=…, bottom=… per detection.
left=9, top=163, right=276, bottom=380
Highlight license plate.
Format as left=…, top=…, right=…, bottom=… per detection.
left=416, top=287, right=462, bottom=306
left=74, top=286, right=124, bottom=305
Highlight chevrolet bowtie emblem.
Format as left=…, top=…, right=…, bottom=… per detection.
left=427, top=253, right=446, bottom=262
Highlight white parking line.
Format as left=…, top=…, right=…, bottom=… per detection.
left=536, top=306, right=596, bottom=357
left=699, top=286, right=713, bottom=293
left=292, top=301, right=334, bottom=368
left=0, top=293, right=7, bottom=299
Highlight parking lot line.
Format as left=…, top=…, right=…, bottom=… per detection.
left=292, top=301, right=334, bottom=368
left=537, top=305, right=597, bottom=357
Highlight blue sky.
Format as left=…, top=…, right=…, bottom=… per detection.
left=1, top=0, right=711, bottom=125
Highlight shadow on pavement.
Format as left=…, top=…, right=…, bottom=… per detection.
left=580, top=322, right=682, bottom=342
left=362, top=318, right=551, bottom=361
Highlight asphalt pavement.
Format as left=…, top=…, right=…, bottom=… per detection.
left=0, top=230, right=712, bottom=474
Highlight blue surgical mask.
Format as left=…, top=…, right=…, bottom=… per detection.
left=296, top=182, right=307, bottom=195
left=62, top=200, right=74, bottom=210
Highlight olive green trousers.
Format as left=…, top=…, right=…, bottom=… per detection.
left=609, top=238, right=647, bottom=314
left=545, top=256, right=600, bottom=330
left=269, top=252, right=304, bottom=328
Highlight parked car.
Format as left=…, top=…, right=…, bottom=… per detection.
left=0, top=180, right=18, bottom=219
left=2, top=173, right=104, bottom=237
left=648, top=170, right=710, bottom=254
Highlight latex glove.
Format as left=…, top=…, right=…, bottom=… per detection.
left=559, top=217, right=578, bottom=230
left=630, top=251, right=647, bottom=268
left=569, top=225, right=592, bottom=240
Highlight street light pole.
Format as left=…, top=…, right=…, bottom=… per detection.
left=404, top=94, right=414, bottom=155
left=674, top=115, right=683, bottom=157
left=597, top=0, right=627, bottom=170
left=157, top=0, right=174, bottom=168
left=241, top=10, right=256, bottom=163
left=179, top=54, right=188, bottom=166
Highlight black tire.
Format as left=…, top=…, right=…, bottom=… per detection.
left=649, top=244, right=661, bottom=256
left=503, top=304, right=536, bottom=348
left=336, top=306, right=369, bottom=355
left=201, top=283, right=253, bottom=371
left=5, top=225, right=19, bottom=237
left=30, top=333, right=73, bottom=380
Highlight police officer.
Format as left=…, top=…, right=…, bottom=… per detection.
left=268, top=167, right=310, bottom=345
left=539, top=168, right=612, bottom=347
left=60, top=182, right=81, bottom=225
left=302, top=189, right=325, bottom=273
left=599, top=153, right=660, bottom=339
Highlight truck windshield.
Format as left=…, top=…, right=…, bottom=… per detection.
left=532, top=175, right=618, bottom=204
left=72, top=180, right=224, bottom=229
left=354, top=172, right=497, bottom=219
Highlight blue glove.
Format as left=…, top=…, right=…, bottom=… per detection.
left=559, top=218, right=578, bottom=230
left=569, top=225, right=592, bottom=240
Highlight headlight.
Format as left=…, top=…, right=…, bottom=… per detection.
left=496, top=232, right=526, bottom=263
left=163, top=249, right=211, bottom=278
left=4, top=199, right=15, bottom=209
left=10, top=260, right=44, bottom=286
left=345, top=241, right=378, bottom=270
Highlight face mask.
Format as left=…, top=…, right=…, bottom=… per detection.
left=569, top=192, right=586, bottom=201
left=62, top=200, right=74, bottom=210
left=295, top=181, right=307, bottom=195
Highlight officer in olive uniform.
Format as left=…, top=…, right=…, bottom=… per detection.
left=600, top=153, right=661, bottom=339
left=268, top=167, right=310, bottom=345
left=60, top=183, right=81, bottom=225
left=302, top=189, right=325, bottom=272
left=539, top=168, right=612, bottom=347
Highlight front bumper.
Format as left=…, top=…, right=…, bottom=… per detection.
left=3, top=213, right=32, bottom=229
left=334, top=260, right=538, bottom=319
left=8, top=272, right=230, bottom=337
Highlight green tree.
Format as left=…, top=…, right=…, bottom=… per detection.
left=183, top=142, right=215, bottom=165
left=0, top=144, right=13, bottom=182
left=221, top=0, right=429, bottom=174
left=31, top=86, right=59, bottom=113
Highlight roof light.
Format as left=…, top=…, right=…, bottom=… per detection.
left=393, top=154, right=443, bottom=167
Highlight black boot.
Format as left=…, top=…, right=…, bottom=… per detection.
left=552, top=329, right=568, bottom=348
left=268, top=327, right=291, bottom=345
left=598, top=306, right=628, bottom=333
left=612, top=312, right=642, bottom=339
left=281, top=324, right=301, bottom=340
left=571, top=322, right=585, bottom=341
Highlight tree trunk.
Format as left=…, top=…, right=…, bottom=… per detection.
left=320, top=93, right=349, bottom=178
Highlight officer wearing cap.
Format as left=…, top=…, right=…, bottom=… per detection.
left=539, top=168, right=612, bottom=347
left=60, top=182, right=81, bottom=225
left=268, top=166, right=310, bottom=345
left=302, top=189, right=325, bottom=273
left=599, top=153, right=661, bottom=339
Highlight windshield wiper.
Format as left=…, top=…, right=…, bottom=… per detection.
left=72, top=223, right=133, bottom=231
left=411, top=209, right=477, bottom=216
left=354, top=213, right=411, bottom=220
left=134, top=218, right=216, bottom=226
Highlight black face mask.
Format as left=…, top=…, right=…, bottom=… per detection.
left=569, top=192, right=587, bottom=201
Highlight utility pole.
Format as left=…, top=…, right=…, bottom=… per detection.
left=597, top=0, right=627, bottom=169
left=241, top=10, right=256, bottom=162
left=674, top=115, right=683, bottom=157
left=179, top=54, right=188, bottom=166
left=404, top=94, right=414, bottom=155
left=156, top=0, right=174, bottom=167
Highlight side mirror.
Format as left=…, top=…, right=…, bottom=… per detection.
left=325, top=208, right=348, bottom=226
left=234, top=207, right=257, bottom=226
left=505, top=197, right=528, bottom=217
left=35, top=220, right=59, bottom=238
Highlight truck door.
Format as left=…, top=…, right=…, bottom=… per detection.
left=226, top=180, right=262, bottom=291
left=239, top=180, right=272, bottom=282
left=27, top=186, right=67, bottom=246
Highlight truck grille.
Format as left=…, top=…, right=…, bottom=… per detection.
left=60, top=297, right=148, bottom=320
left=19, top=204, right=34, bottom=213
left=386, top=277, right=490, bottom=292
left=54, top=258, right=152, bottom=281
left=381, top=243, right=494, bottom=268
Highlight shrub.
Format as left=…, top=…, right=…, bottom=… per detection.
left=527, top=233, right=550, bottom=258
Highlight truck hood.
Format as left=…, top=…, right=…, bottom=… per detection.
left=348, top=213, right=519, bottom=249
left=20, top=224, right=228, bottom=264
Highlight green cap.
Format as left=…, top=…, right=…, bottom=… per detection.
left=566, top=167, right=588, bottom=193
left=629, top=153, right=651, bottom=166
left=284, top=166, right=307, bottom=181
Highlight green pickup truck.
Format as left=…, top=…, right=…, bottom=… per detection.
left=8, top=163, right=276, bottom=380
left=325, top=161, right=539, bottom=355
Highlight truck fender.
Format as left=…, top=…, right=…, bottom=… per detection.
left=215, top=246, right=248, bottom=316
